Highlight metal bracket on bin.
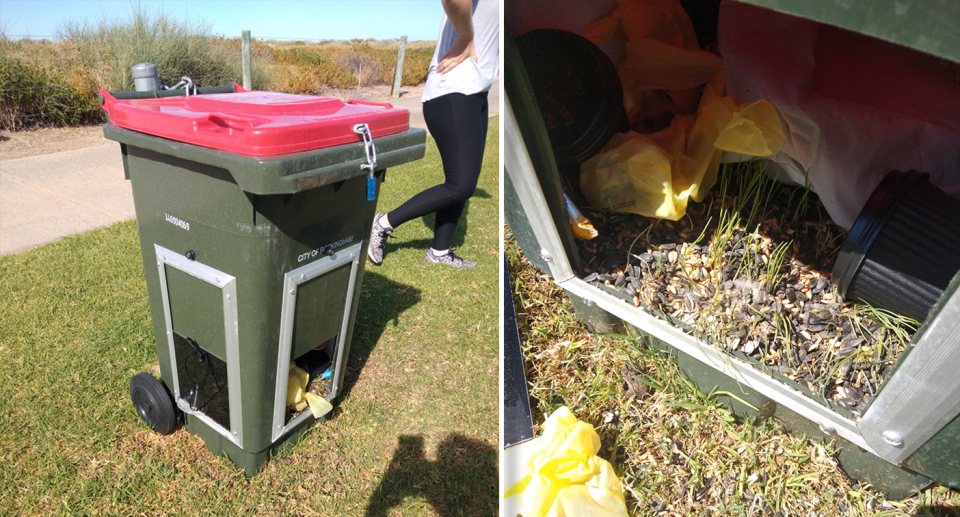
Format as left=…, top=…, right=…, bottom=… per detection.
left=354, top=123, right=378, bottom=201
left=154, top=244, right=243, bottom=449
left=271, top=242, right=364, bottom=442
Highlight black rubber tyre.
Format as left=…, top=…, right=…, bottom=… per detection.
left=130, top=372, right=177, bottom=435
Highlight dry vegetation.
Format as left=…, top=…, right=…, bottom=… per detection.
left=0, top=9, right=434, bottom=130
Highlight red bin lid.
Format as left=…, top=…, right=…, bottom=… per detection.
left=100, top=85, right=410, bottom=156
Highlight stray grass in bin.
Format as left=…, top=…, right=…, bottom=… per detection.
left=577, top=161, right=917, bottom=415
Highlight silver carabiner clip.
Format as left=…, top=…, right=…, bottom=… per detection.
left=354, top=123, right=379, bottom=201
left=353, top=123, right=378, bottom=177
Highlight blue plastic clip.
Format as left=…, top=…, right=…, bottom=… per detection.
left=320, top=369, right=332, bottom=381
left=367, top=176, right=376, bottom=201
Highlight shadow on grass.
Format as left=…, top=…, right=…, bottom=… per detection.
left=336, top=270, right=422, bottom=404
left=364, top=433, right=498, bottom=517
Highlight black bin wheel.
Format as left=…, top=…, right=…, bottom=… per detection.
left=130, top=372, right=177, bottom=435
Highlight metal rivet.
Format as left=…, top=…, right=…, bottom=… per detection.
left=350, top=253, right=356, bottom=259
left=300, top=274, right=305, bottom=280
left=882, top=431, right=904, bottom=447
left=819, top=423, right=836, bottom=435
left=215, top=278, right=220, bottom=284
left=162, top=255, right=167, bottom=260
left=540, top=249, right=553, bottom=262
left=225, top=294, right=231, bottom=300
left=289, top=289, right=295, bottom=295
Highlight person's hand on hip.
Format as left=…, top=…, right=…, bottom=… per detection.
left=437, top=37, right=477, bottom=74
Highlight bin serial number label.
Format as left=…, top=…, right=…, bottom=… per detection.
left=298, top=235, right=355, bottom=263
left=165, top=213, right=190, bottom=231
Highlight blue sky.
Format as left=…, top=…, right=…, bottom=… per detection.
left=0, top=1, right=444, bottom=41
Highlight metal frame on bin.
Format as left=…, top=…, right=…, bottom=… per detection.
left=271, top=242, right=363, bottom=442
left=155, top=244, right=244, bottom=448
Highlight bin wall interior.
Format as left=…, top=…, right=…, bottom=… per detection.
left=111, top=125, right=425, bottom=475
left=503, top=9, right=960, bottom=495
left=905, top=415, right=960, bottom=490
left=735, top=0, right=960, bottom=64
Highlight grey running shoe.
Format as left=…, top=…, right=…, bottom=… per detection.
left=424, top=249, right=476, bottom=269
left=368, top=213, right=391, bottom=264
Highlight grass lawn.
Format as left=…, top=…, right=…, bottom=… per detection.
left=505, top=229, right=960, bottom=516
left=0, top=119, right=499, bottom=516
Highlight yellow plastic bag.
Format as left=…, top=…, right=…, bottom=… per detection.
left=619, top=0, right=699, bottom=50
left=304, top=392, right=333, bottom=419
left=622, top=39, right=724, bottom=91
left=503, top=407, right=628, bottom=517
left=581, top=85, right=784, bottom=219
left=287, top=363, right=310, bottom=409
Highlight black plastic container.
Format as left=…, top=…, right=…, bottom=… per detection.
left=515, top=29, right=628, bottom=170
left=833, top=171, right=960, bottom=322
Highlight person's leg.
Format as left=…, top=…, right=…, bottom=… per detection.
left=386, top=92, right=486, bottom=230
left=429, top=92, right=489, bottom=252
left=369, top=92, right=487, bottom=266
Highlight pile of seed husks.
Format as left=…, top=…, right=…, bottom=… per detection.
left=575, top=171, right=916, bottom=415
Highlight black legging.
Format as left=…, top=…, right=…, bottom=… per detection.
left=387, top=91, right=489, bottom=250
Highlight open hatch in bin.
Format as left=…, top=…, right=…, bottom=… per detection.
left=100, top=85, right=410, bottom=156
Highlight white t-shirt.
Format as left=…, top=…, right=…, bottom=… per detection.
left=422, top=0, right=500, bottom=103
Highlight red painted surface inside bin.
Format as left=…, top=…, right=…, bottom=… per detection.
left=99, top=84, right=409, bottom=156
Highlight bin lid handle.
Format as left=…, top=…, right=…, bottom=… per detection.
left=346, top=99, right=394, bottom=109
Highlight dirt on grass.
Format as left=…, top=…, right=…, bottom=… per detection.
left=0, top=83, right=424, bottom=162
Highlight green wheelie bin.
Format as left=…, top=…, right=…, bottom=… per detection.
left=99, top=83, right=426, bottom=475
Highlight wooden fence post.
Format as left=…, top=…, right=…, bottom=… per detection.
left=392, top=36, right=407, bottom=98
left=242, top=30, right=252, bottom=90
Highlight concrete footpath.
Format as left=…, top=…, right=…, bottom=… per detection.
left=0, top=79, right=499, bottom=256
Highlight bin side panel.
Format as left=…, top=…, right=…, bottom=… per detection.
left=564, top=288, right=625, bottom=335
left=291, top=266, right=351, bottom=360
left=904, top=415, right=960, bottom=491
left=165, top=267, right=228, bottom=361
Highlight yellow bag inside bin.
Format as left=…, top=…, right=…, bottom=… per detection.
left=581, top=85, right=784, bottom=220
left=578, top=0, right=786, bottom=221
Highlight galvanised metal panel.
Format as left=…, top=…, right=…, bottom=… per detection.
left=504, top=29, right=583, bottom=279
